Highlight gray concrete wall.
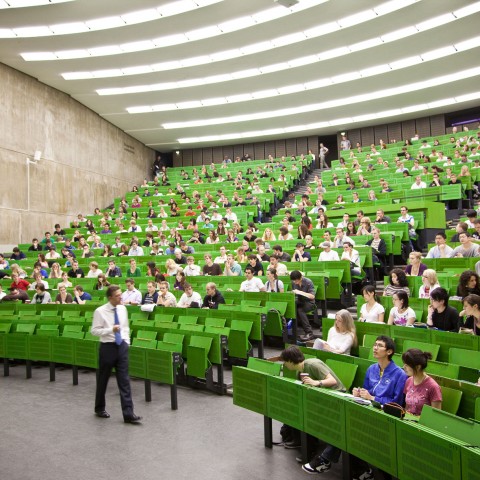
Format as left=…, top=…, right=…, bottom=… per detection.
left=0, top=63, right=154, bottom=246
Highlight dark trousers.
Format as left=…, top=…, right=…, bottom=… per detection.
left=296, top=301, right=315, bottom=335
left=95, top=342, right=134, bottom=419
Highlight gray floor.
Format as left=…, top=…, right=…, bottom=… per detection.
left=0, top=363, right=344, bottom=480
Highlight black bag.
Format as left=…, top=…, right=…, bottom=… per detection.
left=383, top=402, right=405, bottom=419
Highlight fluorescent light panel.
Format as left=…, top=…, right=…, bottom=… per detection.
left=161, top=66, right=480, bottom=129
left=176, top=90, right=480, bottom=144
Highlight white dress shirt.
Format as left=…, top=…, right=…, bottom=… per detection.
left=91, top=302, right=130, bottom=344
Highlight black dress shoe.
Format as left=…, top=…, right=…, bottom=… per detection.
left=95, top=411, right=110, bottom=418
left=124, top=414, right=142, bottom=424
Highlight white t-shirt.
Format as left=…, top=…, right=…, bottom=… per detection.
left=184, top=265, right=201, bottom=276
left=177, top=291, right=202, bottom=308
left=326, top=327, right=355, bottom=354
left=87, top=269, right=103, bottom=278
left=389, top=307, right=416, bottom=326
left=319, top=250, right=340, bottom=261
left=359, top=302, right=385, bottom=323
left=240, top=277, right=264, bottom=292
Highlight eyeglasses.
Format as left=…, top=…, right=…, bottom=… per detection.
left=373, top=343, right=386, bottom=349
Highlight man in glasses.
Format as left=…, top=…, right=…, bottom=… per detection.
left=302, top=335, right=407, bottom=477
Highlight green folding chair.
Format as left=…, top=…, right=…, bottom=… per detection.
left=440, top=386, right=462, bottom=415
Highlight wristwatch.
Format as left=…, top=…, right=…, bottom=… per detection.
left=318, top=381, right=323, bottom=388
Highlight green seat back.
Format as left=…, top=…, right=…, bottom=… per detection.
left=204, top=317, right=226, bottom=328
left=440, top=386, right=463, bottom=415
left=37, top=324, right=60, bottom=336
left=425, top=361, right=460, bottom=380
left=231, top=319, right=253, bottom=335
left=325, top=359, right=358, bottom=391
left=153, top=314, right=175, bottom=323
left=0, top=323, right=12, bottom=334
left=177, top=316, right=198, bottom=325
left=403, top=340, right=440, bottom=361
left=132, top=338, right=157, bottom=349
left=16, top=323, right=36, bottom=334
left=137, top=330, right=157, bottom=340
left=63, top=325, right=83, bottom=333
left=163, top=333, right=185, bottom=345
left=449, top=348, right=480, bottom=370
left=156, top=321, right=178, bottom=329
left=247, top=357, right=281, bottom=375
left=363, top=334, right=378, bottom=348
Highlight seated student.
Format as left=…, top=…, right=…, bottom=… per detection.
left=121, top=278, right=142, bottom=306
left=292, top=242, right=311, bottom=262
left=29, top=272, right=49, bottom=291
left=427, top=287, right=460, bottom=331
left=384, top=268, right=410, bottom=297
left=426, top=232, right=454, bottom=258
left=2, top=286, right=29, bottom=303
left=405, top=252, right=427, bottom=276
left=105, top=259, right=122, bottom=278
left=264, top=268, right=284, bottom=293
left=68, top=260, right=85, bottom=279
left=202, top=254, right=222, bottom=276
left=341, top=240, right=361, bottom=276
left=177, top=283, right=202, bottom=308
left=0, top=253, right=10, bottom=270
left=94, top=274, right=111, bottom=291
left=358, top=285, right=385, bottom=323
left=302, top=336, right=407, bottom=476
left=312, top=309, right=357, bottom=354
left=461, top=294, right=480, bottom=335
left=202, top=282, right=225, bottom=309
left=55, top=284, right=73, bottom=304
left=273, top=345, right=345, bottom=449
left=240, top=267, right=266, bottom=292
left=246, top=254, right=263, bottom=276
left=73, top=285, right=92, bottom=304
left=87, top=261, right=103, bottom=278
left=456, top=270, right=480, bottom=298
left=450, top=232, right=480, bottom=258
left=387, top=291, right=416, bottom=326
left=10, top=273, right=30, bottom=291
left=318, top=241, right=340, bottom=261
left=402, top=349, right=442, bottom=416
left=10, top=247, right=26, bottom=261
left=419, top=269, right=441, bottom=298
left=125, top=258, right=142, bottom=277
left=272, top=245, right=291, bottom=262
left=365, top=227, right=387, bottom=273
left=156, top=281, right=177, bottom=307
left=30, top=284, right=52, bottom=304
left=142, top=281, right=159, bottom=305
left=28, top=238, right=43, bottom=252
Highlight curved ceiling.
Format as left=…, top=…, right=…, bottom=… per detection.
left=0, top=0, right=479, bottom=150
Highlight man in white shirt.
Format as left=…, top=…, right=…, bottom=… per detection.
left=225, top=207, right=237, bottom=222
left=127, top=220, right=142, bottom=233
left=211, top=210, right=223, bottom=221
left=333, top=228, right=355, bottom=248
left=337, top=213, right=350, bottom=229
left=156, top=281, right=177, bottom=307
left=450, top=232, right=480, bottom=258
left=411, top=176, right=426, bottom=189
left=145, top=219, right=158, bottom=232
left=128, top=241, right=144, bottom=256
left=319, top=242, right=340, bottom=261
left=267, top=256, right=288, bottom=276
left=177, top=283, right=203, bottom=308
left=121, top=278, right=142, bottom=306
left=184, top=256, right=201, bottom=276
left=91, top=285, right=141, bottom=423
left=214, top=246, right=228, bottom=264
left=240, top=267, right=266, bottom=292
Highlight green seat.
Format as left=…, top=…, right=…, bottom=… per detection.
left=187, top=336, right=213, bottom=379
left=265, top=301, right=288, bottom=315
left=40, top=310, right=59, bottom=317
left=177, top=316, right=198, bottom=325
left=449, top=348, right=480, bottom=370
left=229, top=320, right=253, bottom=359
left=182, top=324, right=204, bottom=332
left=15, top=323, right=36, bottom=334
left=241, top=300, right=262, bottom=307
left=37, top=324, right=60, bottom=336
left=62, top=325, right=83, bottom=334
left=0, top=323, right=12, bottom=333
left=440, top=386, right=462, bottom=415
left=363, top=334, right=379, bottom=348
left=204, top=317, right=226, bottom=328
left=62, top=330, right=85, bottom=339
left=325, top=359, right=358, bottom=391
left=204, top=326, right=230, bottom=336
left=132, top=338, right=157, bottom=349
left=131, top=312, right=152, bottom=322
left=403, top=340, right=440, bottom=361
left=156, top=321, right=178, bottom=329
left=62, top=310, right=82, bottom=319
left=153, top=313, right=175, bottom=322
left=426, top=361, right=460, bottom=380
left=247, top=357, right=281, bottom=375
left=136, top=330, right=157, bottom=341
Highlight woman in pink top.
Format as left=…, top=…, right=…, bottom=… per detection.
left=401, top=349, right=442, bottom=416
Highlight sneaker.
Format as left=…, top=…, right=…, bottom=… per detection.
left=284, top=441, right=301, bottom=449
left=302, top=459, right=331, bottom=474
left=353, top=468, right=374, bottom=480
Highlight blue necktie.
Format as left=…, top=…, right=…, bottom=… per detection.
left=113, top=307, right=122, bottom=345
